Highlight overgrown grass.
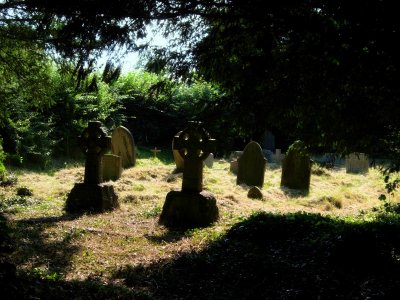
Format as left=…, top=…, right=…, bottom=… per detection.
left=1, top=158, right=400, bottom=299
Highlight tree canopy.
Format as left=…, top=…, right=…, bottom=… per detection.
left=1, top=0, right=400, bottom=158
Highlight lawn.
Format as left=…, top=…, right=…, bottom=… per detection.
left=1, top=154, right=400, bottom=299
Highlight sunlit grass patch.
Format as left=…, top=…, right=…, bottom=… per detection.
left=3, top=156, right=400, bottom=287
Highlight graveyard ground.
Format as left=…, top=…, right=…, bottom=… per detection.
left=1, top=149, right=400, bottom=299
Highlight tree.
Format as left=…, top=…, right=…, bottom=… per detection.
left=1, top=0, right=400, bottom=157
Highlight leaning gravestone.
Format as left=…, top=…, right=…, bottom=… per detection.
left=102, top=154, right=122, bottom=181
left=237, top=141, right=267, bottom=188
left=111, top=126, right=136, bottom=168
left=280, top=141, right=312, bottom=191
left=172, top=131, right=184, bottom=172
left=346, top=153, right=369, bottom=174
left=66, top=121, right=118, bottom=212
left=159, top=121, right=219, bottom=228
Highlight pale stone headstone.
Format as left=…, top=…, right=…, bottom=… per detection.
left=204, top=153, right=214, bottom=168
left=280, top=141, right=312, bottom=191
left=345, top=153, right=369, bottom=174
left=172, top=131, right=184, bottom=172
left=111, top=126, right=136, bottom=168
left=271, top=149, right=285, bottom=164
left=237, top=141, right=267, bottom=188
left=230, top=160, right=238, bottom=174
left=102, top=154, right=122, bottom=181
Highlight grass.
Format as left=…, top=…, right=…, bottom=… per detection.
left=1, top=157, right=400, bottom=299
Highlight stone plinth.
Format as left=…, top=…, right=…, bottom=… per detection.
left=66, top=183, right=118, bottom=213
left=159, top=190, right=219, bottom=228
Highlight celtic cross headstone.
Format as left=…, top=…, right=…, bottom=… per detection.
left=159, top=121, right=219, bottom=228
left=80, top=121, right=111, bottom=184
left=173, top=121, right=216, bottom=193
left=66, top=121, right=118, bottom=213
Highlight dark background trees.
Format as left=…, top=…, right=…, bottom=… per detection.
left=1, top=0, right=400, bottom=159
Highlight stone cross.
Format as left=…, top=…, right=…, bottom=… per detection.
left=173, top=121, right=216, bottom=193
left=80, top=121, right=111, bottom=184
left=151, top=147, right=161, bottom=159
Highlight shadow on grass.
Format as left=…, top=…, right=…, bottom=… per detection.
left=3, top=211, right=400, bottom=299
left=9, top=214, right=83, bottom=276
left=1, top=212, right=145, bottom=299
left=112, top=212, right=400, bottom=299
left=144, top=229, right=188, bottom=244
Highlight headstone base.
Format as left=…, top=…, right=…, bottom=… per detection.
left=66, top=183, right=119, bottom=213
left=159, top=190, right=219, bottom=228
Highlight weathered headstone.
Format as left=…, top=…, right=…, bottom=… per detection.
left=204, top=153, right=214, bottom=168
left=346, top=153, right=369, bottom=174
left=271, top=149, right=285, bottom=164
left=159, top=121, right=219, bottom=228
left=230, top=160, right=239, bottom=174
left=261, top=130, right=275, bottom=151
left=102, top=154, right=122, bottom=181
left=237, top=141, right=267, bottom=188
left=247, top=186, right=263, bottom=199
left=229, top=151, right=243, bottom=161
left=172, top=131, right=184, bottom=172
left=66, top=121, right=118, bottom=213
left=111, top=126, right=136, bottom=168
left=280, top=141, right=312, bottom=191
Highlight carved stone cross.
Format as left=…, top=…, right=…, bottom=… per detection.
left=173, top=121, right=215, bottom=192
left=80, top=121, right=111, bottom=184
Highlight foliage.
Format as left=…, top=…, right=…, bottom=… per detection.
left=0, top=139, right=6, bottom=179
left=286, top=140, right=309, bottom=157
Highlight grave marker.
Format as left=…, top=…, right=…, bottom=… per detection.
left=111, top=126, right=136, bottom=168
left=172, top=131, right=184, bottom=172
left=102, top=154, right=122, bottom=181
left=66, top=121, right=118, bottom=212
left=159, top=121, right=219, bottom=228
left=346, top=153, right=369, bottom=174
left=280, top=141, right=312, bottom=191
left=237, top=141, right=267, bottom=188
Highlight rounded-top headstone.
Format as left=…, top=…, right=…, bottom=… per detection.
left=237, top=141, right=267, bottom=188
left=172, top=130, right=184, bottom=172
left=111, top=126, right=136, bottom=168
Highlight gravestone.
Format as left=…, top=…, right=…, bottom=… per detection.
left=247, top=186, right=263, bottom=199
left=229, top=151, right=243, bottom=161
left=66, top=121, right=118, bottom=213
left=172, top=131, right=184, bottom=172
left=102, top=154, right=122, bottom=181
left=237, top=141, right=267, bottom=188
left=280, top=141, right=312, bottom=191
left=204, top=153, right=214, bottom=168
left=230, top=160, right=239, bottom=174
left=346, top=153, right=369, bottom=174
left=261, top=130, right=275, bottom=151
left=271, top=149, right=285, bottom=164
left=159, top=121, right=219, bottom=228
left=111, top=126, right=136, bottom=168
